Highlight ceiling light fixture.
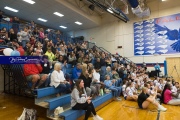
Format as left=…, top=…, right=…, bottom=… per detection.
left=37, top=18, right=47, bottom=22
left=22, top=0, right=35, bottom=4
left=161, top=0, right=167, bottom=1
left=4, top=6, right=18, bottom=12
left=75, top=21, right=82, bottom=25
left=107, top=8, right=113, bottom=13
left=60, top=26, right=67, bottom=29
left=53, top=12, right=64, bottom=17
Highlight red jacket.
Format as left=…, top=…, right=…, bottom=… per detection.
left=24, top=64, right=42, bottom=76
left=17, top=46, right=25, bottom=56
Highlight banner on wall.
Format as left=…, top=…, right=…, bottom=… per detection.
left=134, top=13, right=180, bottom=56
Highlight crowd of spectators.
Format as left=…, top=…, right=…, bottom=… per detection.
left=1, top=13, right=180, bottom=116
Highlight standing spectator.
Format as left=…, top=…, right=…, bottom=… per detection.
left=29, top=20, right=36, bottom=31
left=39, top=28, right=45, bottom=44
left=141, top=62, right=147, bottom=71
left=154, top=63, right=161, bottom=77
left=0, top=10, right=3, bottom=20
left=20, top=27, right=30, bottom=48
left=12, top=17, right=20, bottom=34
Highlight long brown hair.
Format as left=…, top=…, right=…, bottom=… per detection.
left=74, top=79, right=84, bottom=96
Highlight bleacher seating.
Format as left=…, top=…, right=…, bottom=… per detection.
left=34, top=86, right=113, bottom=119
left=59, top=93, right=113, bottom=120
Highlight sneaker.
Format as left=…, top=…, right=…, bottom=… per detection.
left=158, top=105, right=167, bottom=112
left=93, top=115, right=103, bottom=120
left=116, top=97, right=122, bottom=101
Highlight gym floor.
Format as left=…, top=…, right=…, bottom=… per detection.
left=0, top=93, right=180, bottom=120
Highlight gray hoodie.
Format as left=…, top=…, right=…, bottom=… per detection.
left=71, top=88, right=88, bottom=107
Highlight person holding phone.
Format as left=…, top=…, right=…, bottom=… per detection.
left=71, top=79, right=103, bottom=120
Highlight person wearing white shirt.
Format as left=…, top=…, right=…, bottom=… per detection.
left=125, top=82, right=138, bottom=101
left=171, top=82, right=180, bottom=98
left=92, top=69, right=101, bottom=96
left=50, top=62, right=71, bottom=95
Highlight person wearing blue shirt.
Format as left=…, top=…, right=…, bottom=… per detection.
left=104, top=75, right=122, bottom=101
left=154, top=63, right=160, bottom=77
left=72, top=63, right=82, bottom=80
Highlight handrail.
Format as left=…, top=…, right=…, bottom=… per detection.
left=99, top=47, right=111, bottom=55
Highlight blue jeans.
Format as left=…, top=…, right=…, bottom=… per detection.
left=109, top=86, right=122, bottom=97
left=115, top=78, right=122, bottom=87
left=100, top=66, right=106, bottom=81
left=56, top=83, right=71, bottom=93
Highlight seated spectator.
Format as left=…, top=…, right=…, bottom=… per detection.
left=68, top=51, right=76, bottom=67
left=105, top=56, right=112, bottom=67
left=59, top=46, right=67, bottom=56
left=104, top=75, right=122, bottom=101
left=125, top=82, right=138, bottom=101
left=58, top=55, right=70, bottom=80
left=72, top=63, right=82, bottom=80
left=24, top=63, right=48, bottom=90
left=30, top=36, right=36, bottom=46
left=138, top=87, right=167, bottom=111
left=0, top=27, right=8, bottom=43
left=92, top=68, right=102, bottom=96
left=16, top=42, right=25, bottom=56
left=112, top=67, right=122, bottom=87
left=161, top=83, right=180, bottom=105
left=24, top=41, right=33, bottom=56
left=171, top=82, right=180, bottom=98
left=45, top=47, right=56, bottom=62
left=41, top=55, right=52, bottom=86
left=105, top=66, right=113, bottom=79
left=50, top=62, right=71, bottom=96
left=8, top=28, right=17, bottom=42
left=122, top=80, right=128, bottom=98
left=94, top=58, right=101, bottom=70
left=79, top=66, right=96, bottom=97
left=71, top=79, right=103, bottom=120
left=41, top=55, right=51, bottom=74
left=32, top=27, right=39, bottom=40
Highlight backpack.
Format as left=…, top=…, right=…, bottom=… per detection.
left=17, top=108, right=37, bottom=120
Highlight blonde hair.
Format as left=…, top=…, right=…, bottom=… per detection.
left=81, top=65, right=88, bottom=78
left=106, top=66, right=111, bottom=71
left=54, top=62, right=61, bottom=71
left=142, top=87, right=147, bottom=93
